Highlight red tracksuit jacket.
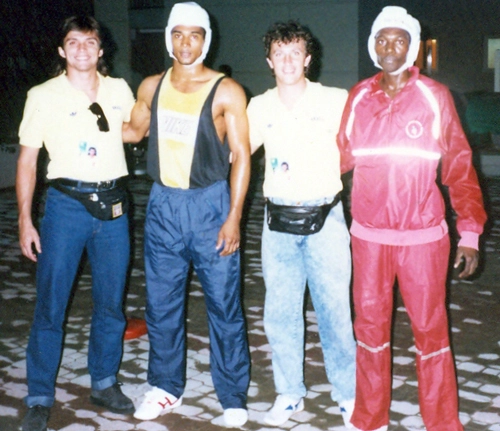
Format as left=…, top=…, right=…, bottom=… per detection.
left=337, top=67, right=486, bottom=248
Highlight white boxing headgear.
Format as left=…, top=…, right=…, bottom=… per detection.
left=368, top=6, right=421, bottom=75
left=165, top=2, right=212, bottom=65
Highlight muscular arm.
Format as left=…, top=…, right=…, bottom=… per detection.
left=122, top=74, right=162, bottom=143
left=216, top=79, right=251, bottom=256
left=16, top=145, right=41, bottom=262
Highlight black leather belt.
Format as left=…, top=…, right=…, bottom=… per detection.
left=52, top=177, right=126, bottom=190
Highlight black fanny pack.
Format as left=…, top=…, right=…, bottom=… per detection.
left=51, top=178, right=129, bottom=221
left=266, top=193, right=341, bottom=235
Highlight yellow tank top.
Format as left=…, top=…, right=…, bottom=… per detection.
left=157, top=69, right=224, bottom=188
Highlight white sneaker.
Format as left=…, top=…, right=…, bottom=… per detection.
left=339, top=399, right=355, bottom=429
left=133, top=386, right=182, bottom=420
left=264, top=395, right=304, bottom=426
left=223, top=408, right=248, bottom=427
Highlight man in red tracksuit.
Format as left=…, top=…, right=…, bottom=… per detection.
left=337, top=6, right=487, bottom=431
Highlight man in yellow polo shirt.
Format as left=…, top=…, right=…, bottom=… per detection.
left=247, top=21, right=356, bottom=428
left=17, top=16, right=135, bottom=431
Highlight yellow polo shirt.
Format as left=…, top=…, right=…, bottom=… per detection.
left=19, top=73, right=135, bottom=182
left=247, top=80, right=348, bottom=201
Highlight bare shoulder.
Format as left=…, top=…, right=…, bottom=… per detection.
left=141, top=73, right=164, bottom=88
left=215, top=76, right=246, bottom=106
left=137, top=73, right=164, bottom=105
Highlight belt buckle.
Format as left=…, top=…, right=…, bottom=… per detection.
left=98, top=180, right=113, bottom=189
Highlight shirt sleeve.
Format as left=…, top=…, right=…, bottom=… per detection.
left=18, top=87, right=45, bottom=148
left=439, top=86, right=487, bottom=245
left=119, top=79, right=136, bottom=122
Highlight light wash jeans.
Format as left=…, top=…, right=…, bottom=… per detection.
left=262, top=197, right=356, bottom=403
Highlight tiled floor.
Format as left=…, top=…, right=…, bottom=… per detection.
left=1, top=173, right=500, bottom=431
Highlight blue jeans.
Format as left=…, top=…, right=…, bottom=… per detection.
left=144, top=181, right=250, bottom=409
left=262, top=197, right=356, bottom=403
left=25, top=186, right=130, bottom=408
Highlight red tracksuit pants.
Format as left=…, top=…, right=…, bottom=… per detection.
left=350, top=235, right=463, bottom=431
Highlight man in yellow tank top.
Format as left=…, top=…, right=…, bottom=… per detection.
left=124, top=2, right=251, bottom=427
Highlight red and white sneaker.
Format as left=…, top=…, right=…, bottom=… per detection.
left=133, top=386, right=182, bottom=420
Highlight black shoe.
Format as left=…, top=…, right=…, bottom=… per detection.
left=22, top=405, right=50, bottom=431
left=90, top=382, right=135, bottom=414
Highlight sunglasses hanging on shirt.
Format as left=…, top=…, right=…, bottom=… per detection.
left=89, top=102, right=110, bottom=132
